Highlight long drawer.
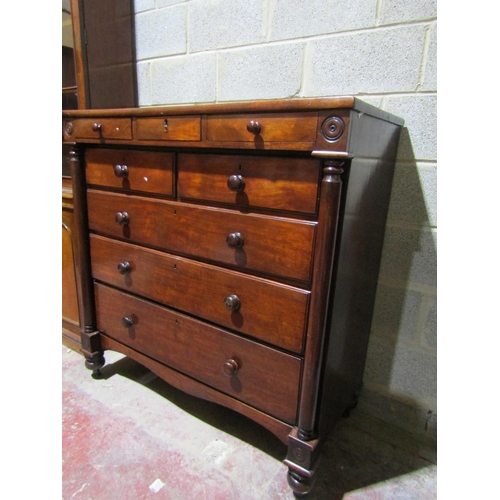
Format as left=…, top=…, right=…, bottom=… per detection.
left=86, top=148, right=174, bottom=196
left=178, top=153, right=320, bottom=215
left=87, top=190, right=316, bottom=283
left=94, top=283, right=302, bottom=424
left=90, top=234, right=309, bottom=353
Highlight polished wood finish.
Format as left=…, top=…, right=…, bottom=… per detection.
left=62, top=97, right=403, bottom=125
left=70, top=118, right=132, bottom=140
left=90, top=235, right=309, bottom=353
left=86, top=148, right=174, bottom=196
left=178, top=153, right=321, bottom=215
left=297, top=161, right=344, bottom=439
left=65, top=97, right=403, bottom=496
left=207, top=112, right=318, bottom=143
left=135, top=116, right=201, bottom=141
left=69, top=146, right=104, bottom=374
left=86, top=190, right=316, bottom=282
left=95, top=283, right=302, bottom=423
left=101, top=335, right=293, bottom=444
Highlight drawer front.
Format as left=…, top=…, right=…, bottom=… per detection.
left=87, top=190, right=316, bottom=282
left=135, top=116, right=201, bottom=141
left=95, top=283, right=302, bottom=424
left=70, top=118, right=132, bottom=140
left=86, top=149, right=174, bottom=196
left=90, top=235, right=309, bottom=353
left=206, top=112, right=318, bottom=143
left=178, top=153, right=320, bottom=215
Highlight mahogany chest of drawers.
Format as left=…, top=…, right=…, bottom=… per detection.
left=63, top=97, right=403, bottom=496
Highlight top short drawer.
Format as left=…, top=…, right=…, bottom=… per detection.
left=206, top=112, right=318, bottom=143
left=178, top=153, right=321, bottom=215
left=69, top=118, right=132, bottom=140
left=86, top=148, right=174, bottom=196
left=135, top=116, right=201, bottom=141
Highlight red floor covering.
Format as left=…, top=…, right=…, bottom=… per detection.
left=62, top=345, right=437, bottom=499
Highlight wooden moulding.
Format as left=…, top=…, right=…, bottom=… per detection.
left=61, top=96, right=404, bottom=126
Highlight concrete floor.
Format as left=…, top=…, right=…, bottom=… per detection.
left=62, top=345, right=437, bottom=499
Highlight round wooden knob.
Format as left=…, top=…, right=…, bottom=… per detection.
left=122, top=316, right=133, bottom=328
left=223, top=359, right=239, bottom=377
left=226, top=232, right=244, bottom=249
left=114, top=164, right=129, bottom=178
left=115, top=211, right=129, bottom=225
left=117, top=261, right=131, bottom=274
left=92, top=123, right=102, bottom=132
left=227, top=174, right=245, bottom=192
left=246, top=120, right=261, bottom=135
left=224, top=294, right=240, bottom=312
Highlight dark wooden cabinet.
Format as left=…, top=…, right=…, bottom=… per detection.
left=63, top=97, right=403, bottom=496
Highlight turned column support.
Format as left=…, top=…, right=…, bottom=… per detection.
left=285, top=160, right=344, bottom=495
left=69, top=144, right=105, bottom=377
left=297, top=160, right=344, bottom=440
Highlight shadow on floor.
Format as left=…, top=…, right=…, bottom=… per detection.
left=97, top=354, right=436, bottom=499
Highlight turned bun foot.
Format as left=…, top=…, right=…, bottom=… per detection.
left=287, top=469, right=314, bottom=498
left=84, top=354, right=105, bottom=378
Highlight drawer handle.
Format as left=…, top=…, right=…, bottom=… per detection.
left=226, top=232, right=244, bottom=249
left=114, top=164, right=129, bottom=178
left=115, top=211, right=129, bottom=225
left=92, top=122, right=102, bottom=132
left=223, top=359, right=239, bottom=377
left=227, top=174, right=245, bottom=192
left=224, top=294, right=240, bottom=312
left=246, top=120, right=261, bottom=135
left=122, top=316, right=134, bottom=328
left=117, top=261, right=131, bottom=274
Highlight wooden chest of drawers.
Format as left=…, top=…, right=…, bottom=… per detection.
left=63, top=97, right=403, bottom=496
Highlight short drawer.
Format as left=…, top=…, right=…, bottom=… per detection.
left=87, top=190, right=316, bottom=282
left=90, top=235, right=309, bottom=354
left=95, top=283, right=302, bottom=424
left=134, top=116, right=201, bottom=141
left=68, top=118, right=132, bottom=140
left=178, top=153, right=320, bottom=215
left=206, top=112, right=318, bottom=143
left=86, top=148, right=174, bottom=196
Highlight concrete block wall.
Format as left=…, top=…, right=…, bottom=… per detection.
left=133, top=0, right=437, bottom=441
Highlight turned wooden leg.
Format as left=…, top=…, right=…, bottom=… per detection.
left=284, top=428, right=320, bottom=497
left=84, top=351, right=105, bottom=378
left=81, top=329, right=105, bottom=378
left=287, top=469, right=315, bottom=498
left=69, top=145, right=106, bottom=378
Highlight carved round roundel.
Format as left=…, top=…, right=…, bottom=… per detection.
left=64, top=121, right=74, bottom=137
left=321, top=116, right=345, bottom=142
